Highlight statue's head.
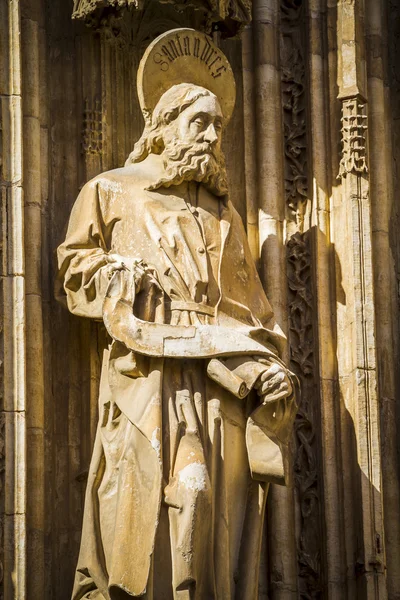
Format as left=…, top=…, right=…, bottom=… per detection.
left=127, top=28, right=236, bottom=197
left=126, top=83, right=228, bottom=196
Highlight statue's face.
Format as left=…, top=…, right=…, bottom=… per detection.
left=177, top=95, right=223, bottom=149
left=148, top=91, right=228, bottom=197
left=167, top=95, right=223, bottom=154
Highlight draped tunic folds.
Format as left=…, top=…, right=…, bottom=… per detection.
left=57, top=162, right=287, bottom=600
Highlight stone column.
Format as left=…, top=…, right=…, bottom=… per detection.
left=308, top=0, right=347, bottom=597
left=365, top=0, right=400, bottom=595
left=21, top=2, right=46, bottom=596
left=253, top=0, right=297, bottom=597
left=334, top=0, right=387, bottom=597
left=0, top=1, right=27, bottom=598
left=242, top=24, right=260, bottom=262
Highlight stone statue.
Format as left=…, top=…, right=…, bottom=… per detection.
left=57, top=28, right=297, bottom=600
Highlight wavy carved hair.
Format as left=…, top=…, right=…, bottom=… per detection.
left=125, top=83, right=214, bottom=165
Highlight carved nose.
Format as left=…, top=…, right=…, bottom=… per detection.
left=204, top=124, right=218, bottom=144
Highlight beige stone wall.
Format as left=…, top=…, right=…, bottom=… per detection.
left=1, top=0, right=400, bottom=598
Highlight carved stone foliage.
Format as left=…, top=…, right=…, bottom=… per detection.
left=280, top=0, right=308, bottom=227
left=338, top=96, right=368, bottom=179
left=97, top=10, right=136, bottom=46
left=281, top=2, right=322, bottom=597
left=287, top=232, right=321, bottom=599
left=82, top=98, right=103, bottom=156
left=72, top=0, right=250, bottom=37
left=73, top=0, right=142, bottom=19
left=287, top=233, right=313, bottom=377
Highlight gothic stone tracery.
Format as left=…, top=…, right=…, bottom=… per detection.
left=72, top=0, right=251, bottom=36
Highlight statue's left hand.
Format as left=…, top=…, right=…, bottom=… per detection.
left=254, top=362, right=293, bottom=403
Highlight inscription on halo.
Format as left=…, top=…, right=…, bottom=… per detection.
left=153, top=32, right=228, bottom=80
left=137, top=28, right=236, bottom=123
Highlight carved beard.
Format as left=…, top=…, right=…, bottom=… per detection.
left=147, top=141, right=229, bottom=197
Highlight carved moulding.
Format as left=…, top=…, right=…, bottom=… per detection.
left=338, top=96, right=368, bottom=179
left=72, top=0, right=251, bottom=37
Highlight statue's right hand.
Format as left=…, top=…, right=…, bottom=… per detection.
left=254, top=362, right=292, bottom=403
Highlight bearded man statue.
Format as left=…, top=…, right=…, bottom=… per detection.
left=57, top=29, right=297, bottom=600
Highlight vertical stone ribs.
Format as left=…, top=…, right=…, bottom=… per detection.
left=280, top=1, right=322, bottom=597
left=338, top=97, right=368, bottom=179
left=82, top=98, right=103, bottom=156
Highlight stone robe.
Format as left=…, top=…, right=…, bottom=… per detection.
left=57, top=158, right=294, bottom=600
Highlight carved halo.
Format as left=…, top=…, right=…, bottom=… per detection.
left=137, top=28, right=236, bottom=125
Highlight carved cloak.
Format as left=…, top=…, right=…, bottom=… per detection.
left=57, top=163, right=293, bottom=599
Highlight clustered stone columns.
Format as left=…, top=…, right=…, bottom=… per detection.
left=365, top=1, right=400, bottom=593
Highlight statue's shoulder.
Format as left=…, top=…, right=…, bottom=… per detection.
left=86, top=163, right=151, bottom=194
